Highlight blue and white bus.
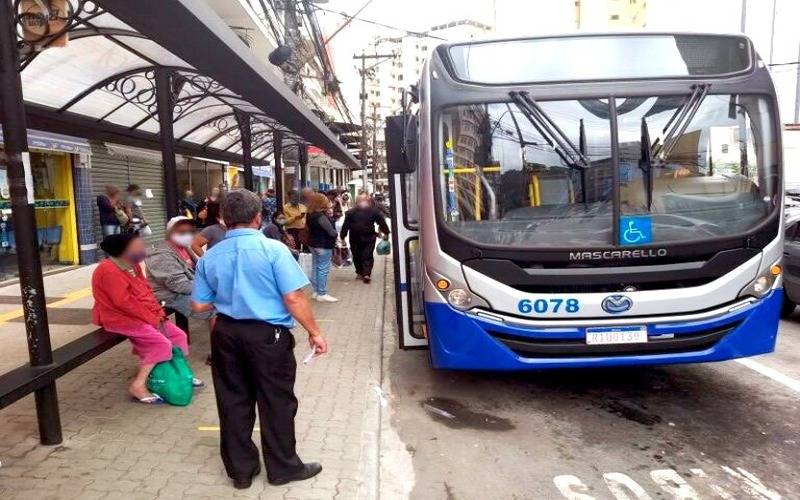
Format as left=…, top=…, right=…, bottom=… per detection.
left=385, top=33, right=784, bottom=370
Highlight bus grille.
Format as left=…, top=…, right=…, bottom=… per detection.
left=487, top=322, right=740, bottom=358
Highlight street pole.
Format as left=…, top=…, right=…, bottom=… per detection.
left=359, top=51, right=367, bottom=193
left=280, top=0, right=302, bottom=92
left=769, top=0, right=777, bottom=64
left=795, top=40, right=800, bottom=123
left=0, top=0, right=61, bottom=445
left=370, top=103, right=380, bottom=193
left=353, top=50, right=395, bottom=194
left=740, top=0, right=747, bottom=32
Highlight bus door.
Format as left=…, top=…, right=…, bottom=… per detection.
left=385, top=115, right=427, bottom=349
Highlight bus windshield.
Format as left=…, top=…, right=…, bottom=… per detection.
left=437, top=94, right=777, bottom=248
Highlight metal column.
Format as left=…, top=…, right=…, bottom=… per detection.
left=273, top=130, right=285, bottom=208
left=155, top=68, right=179, bottom=218
left=236, top=111, right=254, bottom=191
left=0, top=0, right=61, bottom=445
left=299, top=143, right=308, bottom=188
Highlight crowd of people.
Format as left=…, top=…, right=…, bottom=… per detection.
left=90, top=184, right=390, bottom=489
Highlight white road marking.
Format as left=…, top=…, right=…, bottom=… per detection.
left=721, top=466, right=782, bottom=500
left=650, top=469, right=700, bottom=499
left=553, top=475, right=596, bottom=500
left=735, top=358, right=800, bottom=394
left=555, top=467, right=780, bottom=499
left=603, top=472, right=654, bottom=500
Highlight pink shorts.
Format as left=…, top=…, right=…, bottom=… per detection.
left=106, top=321, right=189, bottom=366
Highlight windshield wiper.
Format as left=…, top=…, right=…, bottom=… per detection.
left=509, top=91, right=590, bottom=169
left=640, top=117, right=654, bottom=210
left=651, top=84, right=710, bottom=162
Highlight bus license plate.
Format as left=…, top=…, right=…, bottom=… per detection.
left=585, top=326, right=648, bottom=345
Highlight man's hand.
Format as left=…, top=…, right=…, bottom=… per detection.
left=284, top=289, right=327, bottom=356
left=308, top=332, right=328, bottom=356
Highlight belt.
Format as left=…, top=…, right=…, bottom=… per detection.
left=216, top=314, right=290, bottom=343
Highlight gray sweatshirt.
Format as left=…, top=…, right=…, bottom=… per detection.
left=145, top=241, right=195, bottom=302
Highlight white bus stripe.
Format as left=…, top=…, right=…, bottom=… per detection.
left=735, top=358, right=800, bottom=394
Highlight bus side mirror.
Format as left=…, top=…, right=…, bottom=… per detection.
left=385, top=115, right=417, bottom=175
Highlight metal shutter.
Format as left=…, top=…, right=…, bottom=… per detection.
left=90, top=141, right=166, bottom=243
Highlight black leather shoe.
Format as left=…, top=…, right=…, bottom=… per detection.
left=268, top=462, right=323, bottom=486
left=232, top=464, right=261, bottom=489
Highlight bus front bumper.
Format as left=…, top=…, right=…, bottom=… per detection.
left=424, top=290, right=781, bottom=370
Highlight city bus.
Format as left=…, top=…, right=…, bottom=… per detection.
left=384, top=33, right=784, bottom=370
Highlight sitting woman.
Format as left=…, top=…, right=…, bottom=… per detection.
left=92, top=233, right=202, bottom=404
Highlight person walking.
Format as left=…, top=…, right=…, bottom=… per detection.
left=97, top=185, right=123, bottom=237
left=306, top=193, right=338, bottom=302
left=92, top=233, right=201, bottom=403
left=282, top=190, right=307, bottom=251
left=191, top=189, right=328, bottom=489
left=340, top=193, right=390, bottom=284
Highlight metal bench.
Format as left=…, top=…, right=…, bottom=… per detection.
left=0, top=309, right=189, bottom=410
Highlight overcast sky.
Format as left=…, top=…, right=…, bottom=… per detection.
left=315, top=0, right=800, bottom=122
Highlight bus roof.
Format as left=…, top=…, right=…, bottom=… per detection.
left=439, top=33, right=755, bottom=86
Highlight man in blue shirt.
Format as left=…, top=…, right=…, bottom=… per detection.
left=192, top=189, right=328, bottom=489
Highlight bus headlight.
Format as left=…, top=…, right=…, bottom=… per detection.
left=447, top=288, right=472, bottom=309
left=739, top=260, right=781, bottom=299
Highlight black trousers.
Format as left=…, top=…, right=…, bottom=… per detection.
left=350, top=237, right=376, bottom=277
left=211, top=314, right=304, bottom=481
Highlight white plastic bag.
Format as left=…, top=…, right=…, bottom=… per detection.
left=298, top=252, right=313, bottom=278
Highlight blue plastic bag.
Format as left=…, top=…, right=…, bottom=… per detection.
left=376, top=239, right=391, bottom=256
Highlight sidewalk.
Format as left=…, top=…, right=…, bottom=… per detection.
left=0, top=258, right=387, bottom=500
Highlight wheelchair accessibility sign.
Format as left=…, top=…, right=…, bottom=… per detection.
left=619, top=216, right=653, bottom=245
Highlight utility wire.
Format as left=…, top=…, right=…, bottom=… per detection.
left=313, top=5, right=448, bottom=41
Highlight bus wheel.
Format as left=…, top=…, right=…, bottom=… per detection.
left=781, top=297, right=797, bottom=318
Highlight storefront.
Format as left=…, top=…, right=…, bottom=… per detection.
left=0, top=130, right=85, bottom=281
left=90, top=142, right=167, bottom=244
left=176, top=156, right=227, bottom=201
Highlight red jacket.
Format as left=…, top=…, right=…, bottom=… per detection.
left=92, top=259, right=165, bottom=329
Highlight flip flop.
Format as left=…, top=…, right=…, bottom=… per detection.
left=132, top=393, right=164, bottom=405
left=192, top=378, right=205, bottom=388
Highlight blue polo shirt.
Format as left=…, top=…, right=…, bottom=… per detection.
left=192, top=228, right=309, bottom=327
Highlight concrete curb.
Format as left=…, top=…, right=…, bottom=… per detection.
left=357, top=256, right=388, bottom=500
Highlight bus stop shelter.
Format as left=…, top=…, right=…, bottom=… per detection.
left=0, top=0, right=357, bottom=444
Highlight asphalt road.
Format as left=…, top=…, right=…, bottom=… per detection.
left=385, top=312, right=800, bottom=500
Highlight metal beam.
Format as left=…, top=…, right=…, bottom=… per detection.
left=299, top=142, right=308, bottom=188
left=95, top=0, right=358, bottom=168
left=155, top=68, right=179, bottom=218
left=0, top=0, right=61, bottom=445
left=273, top=130, right=285, bottom=208
left=25, top=103, right=267, bottom=164
left=236, top=110, right=254, bottom=190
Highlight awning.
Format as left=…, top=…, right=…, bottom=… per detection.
left=14, top=0, right=358, bottom=168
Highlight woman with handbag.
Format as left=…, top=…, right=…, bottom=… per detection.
left=306, top=193, right=339, bottom=302
left=91, top=233, right=202, bottom=404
